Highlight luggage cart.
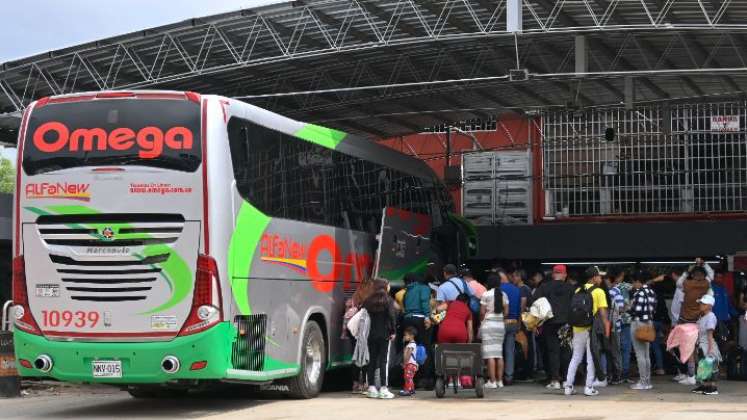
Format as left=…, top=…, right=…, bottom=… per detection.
left=433, top=343, right=484, bottom=398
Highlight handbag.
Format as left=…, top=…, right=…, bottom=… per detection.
left=347, top=308, right=364, bottom=337
left=634, top=323, right=656, bottom=342
left=341, top=303, right=358, bottom=339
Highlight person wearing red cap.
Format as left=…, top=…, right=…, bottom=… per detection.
left=534, top=264, right=574, bottom=390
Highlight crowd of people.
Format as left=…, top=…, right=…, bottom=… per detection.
left=344, top=258, right=747, bottom=399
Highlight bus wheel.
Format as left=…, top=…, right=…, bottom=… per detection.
left=288, top=320, right=326, bottom=399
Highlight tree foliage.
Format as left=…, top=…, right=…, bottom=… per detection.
left=0, top=158, right=15, bottom=194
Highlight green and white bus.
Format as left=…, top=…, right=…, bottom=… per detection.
left=12, top=91, right=460, bottom=398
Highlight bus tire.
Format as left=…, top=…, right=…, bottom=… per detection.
left=288, top=320, right=326, bottom=399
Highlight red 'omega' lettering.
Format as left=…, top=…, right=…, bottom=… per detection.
left=32, top=121, right=193, bottom=159
left=306, top=235, right=342, bottom=293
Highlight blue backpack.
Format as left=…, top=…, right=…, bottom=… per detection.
left=414, top=345, right=427, bottom=365
left=448, top=278, right=481, bottom=313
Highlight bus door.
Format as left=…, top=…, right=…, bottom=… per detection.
left=372, top=207, right=433, bottom=287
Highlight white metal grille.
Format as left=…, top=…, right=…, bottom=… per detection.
left=462, top=150, right=533, bottom=225
left=542, top=102, right=747, bottom=218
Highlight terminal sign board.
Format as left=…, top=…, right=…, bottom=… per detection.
left=710, top=115, right=740, bottom=132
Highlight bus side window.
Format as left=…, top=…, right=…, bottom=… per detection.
left=227, top=116, right=441, bottom=233
left=234, top=127, right=250, bottom=186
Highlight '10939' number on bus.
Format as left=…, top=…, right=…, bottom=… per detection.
left=41, top=310, right=100, bottom=328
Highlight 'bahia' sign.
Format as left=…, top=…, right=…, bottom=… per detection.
left=710, top=115, right=740, bottom=132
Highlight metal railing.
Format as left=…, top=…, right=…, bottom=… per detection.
left=542, top=102, right=747, bottom=218
left=1, top=300, right=13, bottom=332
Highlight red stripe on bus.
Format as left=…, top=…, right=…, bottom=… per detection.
left=36, top=92, right=193, bottom=108
left=42, top=330, right=176, bottom=338
left=14, top=106, right=31, bottom=256
left=201, top=98, right=210, bottom=254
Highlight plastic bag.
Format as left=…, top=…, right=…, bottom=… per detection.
left=696, top=356, right=716, bottom=382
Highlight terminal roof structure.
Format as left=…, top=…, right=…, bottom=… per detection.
left=2, top=0, right=747, bottom=140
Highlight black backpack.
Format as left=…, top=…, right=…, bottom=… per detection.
left=569, top=286, right=595, bottom=328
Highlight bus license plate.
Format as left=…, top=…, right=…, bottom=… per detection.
left=92, top=360, right=122, bottom=378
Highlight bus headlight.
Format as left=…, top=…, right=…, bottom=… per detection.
left=197, top=305, right=218, bottom=321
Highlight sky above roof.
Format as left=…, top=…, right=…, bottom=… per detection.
left=0, top=0, right=284, bottom=62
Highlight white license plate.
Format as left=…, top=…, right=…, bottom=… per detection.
left=92, top=360, right=122, bottom=378
left=35, top=284, right=60, bottom=297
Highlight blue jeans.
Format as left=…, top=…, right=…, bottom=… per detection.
left=503, top=321, right=520, bottom=381
left=621, top=323, right=632, bottom=378
left=651, top=321, right=666, bottom=371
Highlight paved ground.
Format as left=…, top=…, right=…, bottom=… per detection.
left=2, top=378, right=747, bottom=420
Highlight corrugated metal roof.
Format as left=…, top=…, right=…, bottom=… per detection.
left=2, top=0, right=747, bottom=139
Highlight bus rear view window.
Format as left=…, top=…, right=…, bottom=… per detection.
left=23, top=99, right=202, bottom=175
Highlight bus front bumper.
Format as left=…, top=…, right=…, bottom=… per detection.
left=13, top=322, right=234, bottom=384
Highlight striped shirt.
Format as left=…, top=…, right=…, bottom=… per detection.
left=630, top=286, right=657, bottom=322
left=618, top=282, right=633, bottom=325
left=608, top=286, right=625, bottom=332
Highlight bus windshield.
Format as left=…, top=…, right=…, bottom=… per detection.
left=22, top=98, right=201, bottom=175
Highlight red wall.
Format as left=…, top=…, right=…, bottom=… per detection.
left=378, top=115, right=540, bottom=214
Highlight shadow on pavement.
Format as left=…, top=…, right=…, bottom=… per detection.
left=37, top=387, right=277, bottom=419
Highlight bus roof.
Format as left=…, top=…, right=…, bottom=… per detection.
left=28, top=90, right=440, bottom=182
left=218, top=95, right=438, bottom=181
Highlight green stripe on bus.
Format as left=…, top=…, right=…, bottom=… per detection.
left=294, top=123, right=347, bottom=150
left=47, top=205, right=98, bottom=215
left=138, top=245, right=192, bottom=314
left=14, top=323, right=234, bottom=383
left=377, top=256, right=430, bottom=283
left=227, top=202, right=271, bottom=315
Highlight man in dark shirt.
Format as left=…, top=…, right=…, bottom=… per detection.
left=650, top=273, right=673, bottom=375
left=512, top=269, right=534, bottom=380
left=535, top=264, right=574, bottom=390
left=500, top=270, right=521, bottom=385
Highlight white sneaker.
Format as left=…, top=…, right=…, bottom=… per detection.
left=546, top=381, right=562, bottom=390
left=678, top=376, right=696, bottom=386
left=673, top=373, right=687, bottom=382
left=497, top=381, right=504, bottom=388
left=366, top=387, right=379, bottom=399
left=630, top=382, right=648, bottom=390
left=592, top=379, right=608, bottom=388
left=484, top=381, right=498, bottom=389
left=584, top=387, right=599, bottom=396
left=378, top=387, right=394, bottom=399
left=564, top=385, right=576, bottom=396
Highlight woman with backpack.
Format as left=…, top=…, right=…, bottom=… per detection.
left=480, top=274, right=510, bottom=389
left=363, top=279, right=398, bottom=399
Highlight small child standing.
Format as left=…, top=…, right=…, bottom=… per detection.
left=400, top=326, right=419, bottom=397
left=693, top=294, right=722, bottom=395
